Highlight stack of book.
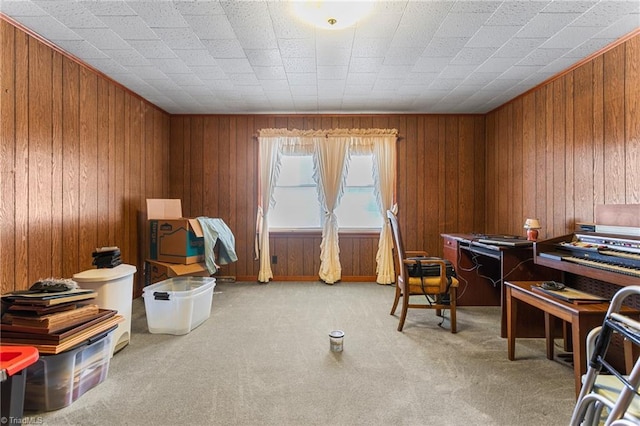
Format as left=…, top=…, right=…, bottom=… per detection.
left=1, top=289, right=123, bottom=354
left=92, top=246, right=122, bottom=268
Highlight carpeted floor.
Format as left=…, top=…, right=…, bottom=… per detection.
left=27, top=281, right=576, bottom=425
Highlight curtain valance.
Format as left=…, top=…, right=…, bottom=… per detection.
left=258, top=128, right=398, bottom=139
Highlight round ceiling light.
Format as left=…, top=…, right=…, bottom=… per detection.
left=291, top=1, right=375, bottom=30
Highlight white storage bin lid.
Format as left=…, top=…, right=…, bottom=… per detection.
left=143, top=277, right=215, bottom=298
left=73, top=264, right=137, bottom=282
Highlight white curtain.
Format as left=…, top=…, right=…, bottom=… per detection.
left=256, top=136, right=283, bottom=283
left=314, top=135, right=350, bottom=284
left=256, top=128, right=398, bottom=284
left=371, top=136, right=397, bottom=284
left=349, top=130, right=397, bottom=284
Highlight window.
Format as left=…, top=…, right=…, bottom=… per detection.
left=269, top=154, right=382, bottom=230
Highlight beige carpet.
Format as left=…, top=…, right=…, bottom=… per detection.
left=27, top=281, right=576, bottom=425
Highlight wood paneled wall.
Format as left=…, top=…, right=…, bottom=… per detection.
left=1, top=18, right=171, bottom=294
left=485, top=33, right=640, bottom=239
left=169, top=114, right=486, bottom=281
left=4, top=14, right=638, bottom=288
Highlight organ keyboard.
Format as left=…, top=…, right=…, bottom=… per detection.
left=534, top=231, right=640, bottom=287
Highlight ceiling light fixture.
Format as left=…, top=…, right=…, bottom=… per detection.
left=291, top=1, right=375, bottom=30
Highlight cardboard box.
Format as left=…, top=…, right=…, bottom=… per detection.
left=147, top=199, right=204, bottom=264
left=145, top=259, right=210, bottom=286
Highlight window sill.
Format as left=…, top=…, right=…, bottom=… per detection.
left=270, top=228, right=381, bottom=236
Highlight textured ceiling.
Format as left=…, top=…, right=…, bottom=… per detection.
left=1, top=0, right=639, bottom=114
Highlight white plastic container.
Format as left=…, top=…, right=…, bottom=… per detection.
left=142, top=277, right=216, bottom=335
left=24, top=331, right=113, bottom=412
left=72, top=264, right=137, bottom=356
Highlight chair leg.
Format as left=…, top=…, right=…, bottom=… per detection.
left=390, top=284, right=400, bottom=315
left=450, top=287, right=457, bottom=334
left=397, top=292, right=409, bottom=332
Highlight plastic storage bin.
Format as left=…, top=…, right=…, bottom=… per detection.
left=23, top=331, right=113, bottom=412
left=142, top=277, right=216, bottom=335
left=73, top=264, right=137, bottom=356
left=1, top=346, right=39, bottom=419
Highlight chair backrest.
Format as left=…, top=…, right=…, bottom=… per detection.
left=387, top=210, right=406, bottom=284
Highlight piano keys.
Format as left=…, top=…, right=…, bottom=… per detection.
left=534, top=231, right=640, bottom=287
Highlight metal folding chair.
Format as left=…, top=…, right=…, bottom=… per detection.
left=570, top=286, right=640, bottom=426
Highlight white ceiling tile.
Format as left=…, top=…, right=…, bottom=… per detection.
left=101, top=49, right=150, bottom=66
left=245, top=49, right=283, bottom=67
left=215, top=58, right=253, bottom=73
left=382, top=47, right=423, bottom=66
left=277, top=39, right=315, bottom=58
left=127, top=40, right=176, bottom=59
left=0, top=1, right=47, bottom=16
left=229, top=73, right=260, bottom=86
left=282, top=57, right=316, bottom=73
left=412, top=57, right=451, bottom=73
left=440, top=65, right=479, bottom=80
left=17, top=16, right=82, bottom=40
left=541, top=1, right=599, bottom=14
left=77, top=1, right=136, bottom=16
left=499, top=65, right=544, bottom=80
left=493, top=38, right=546, bottom=58
left=476, top=57, right=520, bottom=73
left=184, top=15, right=235, bottom=39
left=34, top=1, right=105, bottom=29
left=518, top=48, right=571, bottom=66
left=485, top=1, right=549, bottom=26
left=435, top=12, right=493, bottom=38
left=316, top=48, right=351, bottom=66
left=516, top=12, right=583, bottom=38
left=286, top=73, right=317, bottom=86
left=72, top=28, right=130, bottom=50
left=350, top=57, right=384, bottom=73
left=127, top=65, right=170, bottom=79
left=152, top=28, right=204, bottom=50
left=174, top=50, right=218, bottom=67
left=466, top=26, right=522, bottom=48
left=351, top=38, right=392, bottom=58
left=53, top=40, right=108, bottom=59
left=201, top=39, right=246, bottom=59
left=378, top=65, right=412, bottom=79
left=190, top=66, right=227, bottom=80
left=97, top=16, right=157, bottom=40
left=422, top=37, right=468, bottom=57
left=173, top=1, right=225, bottom=16
left=4, top=0, right=637, bottom=114
left=346, top=73, right=377, bottom=86
left=254, top=66, right=287, bottom=80
left=148, top=58, right=191, bottom=74
left=451, top=48, right=496, bottom=65
left=127, top=1, right=188, bottom=28
left=317, top=66, right=348, bottom=80
left=542, top=25, right=603, bottom=49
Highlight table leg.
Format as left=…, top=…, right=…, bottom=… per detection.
left=507, top=286, right=517, bottom=360
left=545, top=313, right=555, bottom=360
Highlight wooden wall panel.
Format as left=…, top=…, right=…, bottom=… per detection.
left=486, top=32, right=640, bottom=237
left=170, top=113, right=486, bottom=281
left=0, top=19, right=170, bottom=294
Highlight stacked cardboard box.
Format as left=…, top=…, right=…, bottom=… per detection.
left=145, top=199, right=211, bottom=285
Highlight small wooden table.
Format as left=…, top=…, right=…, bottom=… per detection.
left=505, top=280, right=628, bottom=397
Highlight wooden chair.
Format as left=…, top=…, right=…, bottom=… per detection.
left=387, top=210, right=458, bottom=332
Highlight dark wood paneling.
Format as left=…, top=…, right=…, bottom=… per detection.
left=170, top=114, right=486, bottom=281
left=1, top=19, right=170, bottom=294
left=486, top=33, right=640, bottom=237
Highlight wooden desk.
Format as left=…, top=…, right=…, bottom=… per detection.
left=505, top=280, right=629, bottom=397
left=442, top=234, right=561, bottom=337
